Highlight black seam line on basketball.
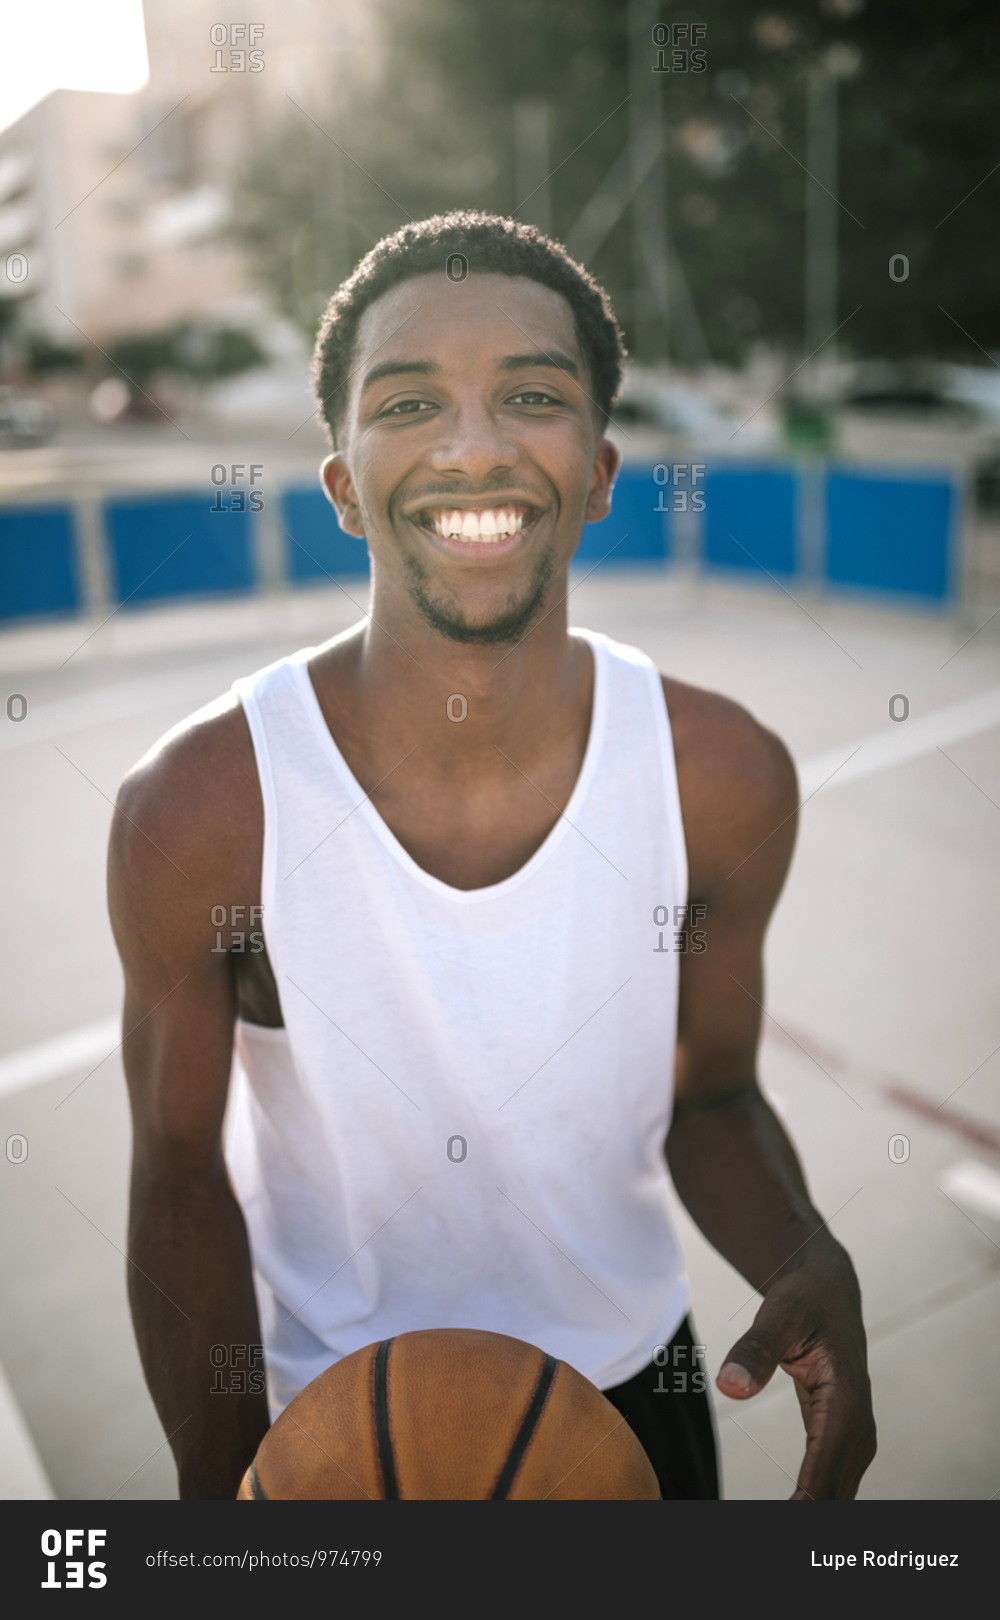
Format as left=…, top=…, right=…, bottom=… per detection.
left=490, top=1353, right=559, bottom=1500
left=375, top=1338, right=399, bottom=1500
left=248, top=1460, right=269, bottom=1501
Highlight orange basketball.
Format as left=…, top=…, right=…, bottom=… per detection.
left=237, top=1328, right=659, bottom=1500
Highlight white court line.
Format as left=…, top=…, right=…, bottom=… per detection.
left=0, top=1016, right=119, bottom=1102
left=796, top=684, right=1000, bottom=797
left=0, top=1360, right=55, bottom=1499
left=940, top=1160, right=1000, bottom=1224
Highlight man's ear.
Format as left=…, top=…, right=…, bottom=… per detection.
left=320, top=452, right=365, bottom=538
left=584, top=436, right=622, bottom=525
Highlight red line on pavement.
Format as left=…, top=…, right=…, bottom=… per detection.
left=883, top=1084, right=1000, bottom=1156
left=764, top=1019, right=1000, bottom=1155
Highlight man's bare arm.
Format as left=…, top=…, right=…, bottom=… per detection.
left=664, top=680, right=876, bottom=1500
left=108, top=696, right=270, bottom=1499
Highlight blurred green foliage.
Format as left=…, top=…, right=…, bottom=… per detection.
left=227, top=0, right=1000, bottom=369
left=102, top=322, right=267, bottom=388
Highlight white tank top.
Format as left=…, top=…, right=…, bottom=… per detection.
left=226, top=626, right=691, bottom=1419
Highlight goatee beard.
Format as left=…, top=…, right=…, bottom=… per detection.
left=402, top=551, right=555, bottom=646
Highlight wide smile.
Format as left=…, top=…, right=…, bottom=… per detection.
left=407, top=501, right=543, bottom=562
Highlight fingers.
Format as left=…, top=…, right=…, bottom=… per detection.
left=791, top=1388, right=877, bottom=1500
left=716, top=1289, right=812, bottom=1398
left=716, top=1280, right=876, bottom=1498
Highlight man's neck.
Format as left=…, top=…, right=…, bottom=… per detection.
left=314, top=570, right=591, bottom=781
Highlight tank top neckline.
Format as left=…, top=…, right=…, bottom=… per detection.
left=287, top=627, right=608, bottom=905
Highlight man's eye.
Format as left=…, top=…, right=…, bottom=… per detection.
left=510, top=391, right=558, bottom=406
left=380, top=399, right=433, bottom=417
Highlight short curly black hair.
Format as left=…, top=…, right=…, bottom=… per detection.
left=311, top=210, right=626, bottom=449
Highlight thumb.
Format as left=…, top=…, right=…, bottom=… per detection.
left=717, top=1296, right=795, bottom=1399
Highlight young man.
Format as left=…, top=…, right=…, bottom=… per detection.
left=109, top=211, right=876, bottom=1501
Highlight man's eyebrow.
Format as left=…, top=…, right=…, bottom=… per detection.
left=360, top=358, right=438, bottom=392
left=358, top=349, right=581, bottom=394
left=497, top=350, right=580, bottom=378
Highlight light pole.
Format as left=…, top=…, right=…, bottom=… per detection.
left=628, top=0, right=669, bottom=364
left=803, top=43, right=861, bottom=394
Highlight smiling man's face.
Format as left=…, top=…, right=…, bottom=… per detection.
left=321, top=270, right=620, bottom=646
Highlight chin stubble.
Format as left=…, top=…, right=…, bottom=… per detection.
left=402, top=549, right=555, bottom=646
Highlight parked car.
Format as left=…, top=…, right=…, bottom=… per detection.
left=839, top=359, right=977, bottom=416
left=609, top=370, right=777, bottom=455
left=0, top=385, right=54, bottom=446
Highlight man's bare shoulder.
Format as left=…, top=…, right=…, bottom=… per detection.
left=112, top=689, right=260, bottom=893
left=660, top=673, right=798, bottom=895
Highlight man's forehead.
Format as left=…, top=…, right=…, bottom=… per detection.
left=353, top=270, right=582, bottom=365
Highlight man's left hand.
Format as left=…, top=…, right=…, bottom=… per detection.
left=716, top=1260, right=877, bottom=1500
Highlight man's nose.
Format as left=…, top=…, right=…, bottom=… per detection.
left=426, top=400, right=519, bottom=479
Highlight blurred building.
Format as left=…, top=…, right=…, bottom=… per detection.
left=0, top=0, right=379, bottom=347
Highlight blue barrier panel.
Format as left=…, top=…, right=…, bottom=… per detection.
left=0, top=503, right=81, bottom=621
left=825, top=468, right=954, bottom=600
left=282, top=488, right=370, bottom=581
left=577, top=463, right=670, bottom=564
left=106, top=491, right=254, bottom=604
left=703, top=465, right=798, bottom=575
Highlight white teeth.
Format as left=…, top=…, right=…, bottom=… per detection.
left=426, top=506, right=528, bottom=542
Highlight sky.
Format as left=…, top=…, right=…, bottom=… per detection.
left=0, top=0, right=149, bottom=137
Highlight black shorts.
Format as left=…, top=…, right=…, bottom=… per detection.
left=600, top=1315, right=720, bottom=1499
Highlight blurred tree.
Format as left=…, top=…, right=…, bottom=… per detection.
left=102, top=323, right=267, bottom=402
left=23, top=337, right=85, bottom=375
left=228, top=0, right=1000, bottom=370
